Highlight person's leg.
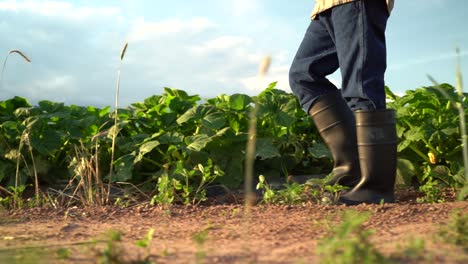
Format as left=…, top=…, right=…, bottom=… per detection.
left=289, top=18, right=339, bottom=113
left=331, top=0, right=389, bottom=111
left=328, top=0, right=397, bottom=204
left=289, top=18, right=360, bottom=188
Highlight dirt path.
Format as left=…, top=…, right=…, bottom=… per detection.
left=1, top=199, right=467, bottom=263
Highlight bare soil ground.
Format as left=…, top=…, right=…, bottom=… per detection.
left=0, top=190, right=467, bottom=264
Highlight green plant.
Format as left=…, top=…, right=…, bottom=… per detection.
left=390, top=237, right=428, bottom=262
left=93, top=229, right=124, bottom=264
left=150, top=173, right=180, bottom=206
left=317, top=210, right=386, bottom=264
left=256, top=175, right=276, bottom=203
left=134, top=228, right=155, bottom=263
left=416, top=178, right=444, bottom=203
left=192, top=229, right=209, bottom=264
left=56, top=248, right=71, bottom=260
left=9, top=185, right=27, bottom=209
left=427, top=49, right=468, bottom=200
left=256, top=175, right=347, bottom=205
left=256, top=175, right=305, bottom=204
left=176, top=159, right=224, bottom=205
left=387, top=83, right=466, bottom=193
left=1, top=73, right=466, bottom=206
left=306, top=177, right=349, bottom=204
left=438, top=209, right=468, bottom=251
left=401, top=238, right=426, bottom=258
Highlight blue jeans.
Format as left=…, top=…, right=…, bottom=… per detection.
left=289, top=0, right=389, bottom=113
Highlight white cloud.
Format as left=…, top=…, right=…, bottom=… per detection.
left=240, top=64, right=290, bottom=93
left=33, top=74, right=74, bottom=91
left=190, top=36, right=252, bottom=55
left=127, top=17, right=216, bottom=42
left=3, top=74, right=77, bottom=103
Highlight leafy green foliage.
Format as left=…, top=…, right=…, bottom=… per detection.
left=0, top=83, right=465, bottom=205
left=256, top=175, right=347, bottom=205
left=0, top=83, right=325, bottom=204
left=388, top=84, right=467, bottom=198
left=256, top=175, right=306, bottom=204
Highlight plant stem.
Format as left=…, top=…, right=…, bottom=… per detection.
left=455, top=48, right=468, bottom=192
left=409, top=144, right=430, bottom=162
left=244, top=104, right=258, bottom=207
left=108, top=43, right=128, bottom=204
left=28, top=144, right=40, bottom=206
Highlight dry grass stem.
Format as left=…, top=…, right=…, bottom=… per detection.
left=108, top=42, right=129, bottom=204
left=27, top=142, right=40, bottom=206
left=244, top=106, right=258, bottom=208
left=1, top=49, right=31, bottom=90
left=244, top=56, right=271, bottom=208
left=120, top=43, right=128, bottom=61
left=242, top=56, right=272, bottom=253
left=9, top=50, right=31, bottom=63
left=258, top=56, right=271, bottom=78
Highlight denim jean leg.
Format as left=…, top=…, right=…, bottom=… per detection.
left=289, top=18, right=340, bottom=113
left=330, top=0, right=389, bottom=110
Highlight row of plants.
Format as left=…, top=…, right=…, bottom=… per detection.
left=0, top=82, right=467, bottom=206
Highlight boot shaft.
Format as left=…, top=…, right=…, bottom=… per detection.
left=309, top=91, right=361, bottom=187
left=339, top=109, right=397, bottom=205
left=356, top=109, right=397, bottom=192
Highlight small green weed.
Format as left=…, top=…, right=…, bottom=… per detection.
left=317, top=210, right=386, bottom=264
left=56, top=247, right=72, bottom=260
left=417, top=178, right=444, bottom=203
left=256, top=175, right=347, bottom=205
left=151, top=172, right=180, bottom=206
left=192, top=229, right=209, bottom=264
left=307, top=177, right=349, bottom=204
left=256, top=175, right=304, bottom=204
left=92, top=229, right=124, bottom=264
left=438, top=209, right=468, bottom=251
left=0, top=247, right=49, bottom=264
left=391, top=237, right=428, bottom=262
left=150, top=159, right=224, bottom=206
left=0, top=185, right=28, bottom=209
left=134, top=228, right=155, bottom=263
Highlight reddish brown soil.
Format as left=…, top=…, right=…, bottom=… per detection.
left=0, top=191, right=467, bottom=264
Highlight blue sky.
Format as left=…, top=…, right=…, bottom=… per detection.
left=0, top=0, right=467, bottom=106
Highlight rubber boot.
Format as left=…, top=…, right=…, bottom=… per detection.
left=339, top=109, right=397, bottom=205
left=309, top=91, right=361, bottom=188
